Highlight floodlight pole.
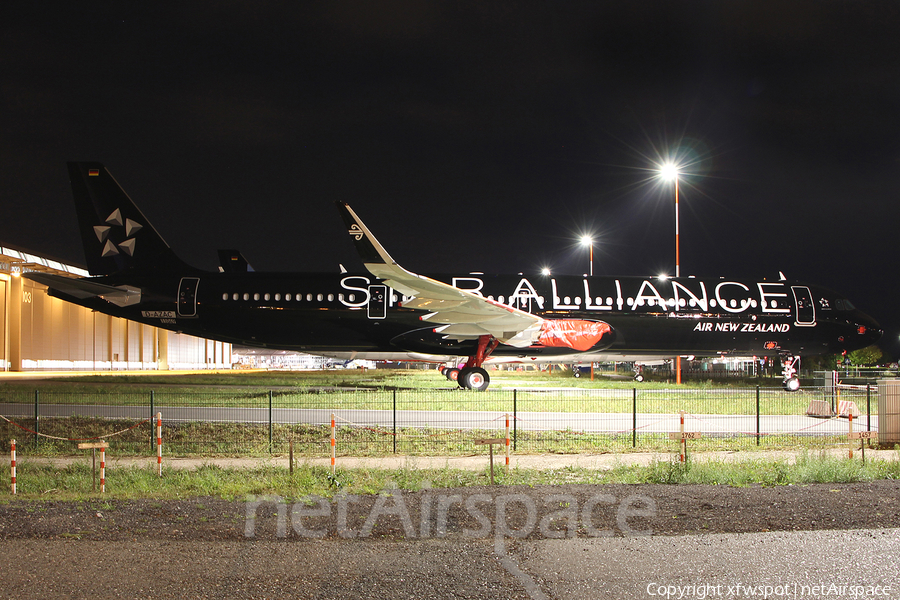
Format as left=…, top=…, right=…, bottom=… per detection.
left=588, top=241, right=593, bottom=277
left=674, top=175, right=680, bottom=278
left=581, top=236, right=594, bottom=277
left=674, top=175, right=681, bottom=384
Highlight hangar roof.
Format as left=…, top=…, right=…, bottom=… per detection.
left=0, top=245, right=89, bottom=278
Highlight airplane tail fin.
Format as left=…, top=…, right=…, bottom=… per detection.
left=67, top=162, right=192, bottom=275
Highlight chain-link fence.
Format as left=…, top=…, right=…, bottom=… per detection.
left=0, top=385, right=879, bottom=457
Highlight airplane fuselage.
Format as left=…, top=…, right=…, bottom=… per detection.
left=27, top=162, right=883, bottom=391
left=53, top=270, right=882, bottom=361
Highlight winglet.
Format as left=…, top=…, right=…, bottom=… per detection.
left=334, top=202, right=546, bottom=344
left=334, top=202, right=427, bottom=296
left=335, top=202, right=399, bottom=268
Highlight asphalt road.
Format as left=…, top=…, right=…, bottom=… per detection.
left=3, top=529, right=896, bottom=599
left=0, top=402, right=876, bottom=436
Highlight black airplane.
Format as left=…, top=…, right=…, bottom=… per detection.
left=25, top=162, right=882, bottom=391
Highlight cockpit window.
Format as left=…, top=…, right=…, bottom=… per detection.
left=835, top=299, right=855, bottom=311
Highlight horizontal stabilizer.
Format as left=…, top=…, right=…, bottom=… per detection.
left=24, top=272, right=142, bottom=307
left=217, top=249, right=254, bottom=273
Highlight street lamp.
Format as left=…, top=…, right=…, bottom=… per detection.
left=580, top=235, right=593, bottom=277
left=658, top=162, right=681, bottom=277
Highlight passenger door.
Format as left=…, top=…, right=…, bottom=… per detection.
left=368, top=284, right=387, bottom=319
left=791, top=286, right=815, bottom=326
left=178, top=277, right=200, bottom=317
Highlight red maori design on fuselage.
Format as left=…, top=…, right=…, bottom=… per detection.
left=537, top=319, right=612, bottom=352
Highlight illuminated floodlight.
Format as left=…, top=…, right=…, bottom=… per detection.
left=658, top=162, right=681, bottom=181
left=541, top=267, right=551, bottom=276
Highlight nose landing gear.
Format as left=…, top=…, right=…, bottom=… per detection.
left=781, top=355, right=801, bottom=391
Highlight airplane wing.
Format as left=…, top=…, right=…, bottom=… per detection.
left=24, top=272, right=142, bottom=307
left=335, top=202, right=543, bottom=347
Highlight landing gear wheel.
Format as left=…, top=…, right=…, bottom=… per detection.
left=783, top=377, right=801, bottom=392
left=634, top=374, right=644, bottom=382
left=445, top=368, right=460, bottom=382
left=459, top=367, right=490, bottom=391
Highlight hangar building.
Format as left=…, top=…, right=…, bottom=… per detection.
left=0, top=245, right=232, bottom=371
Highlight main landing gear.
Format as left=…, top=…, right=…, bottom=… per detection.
left=441, top=335, right=499, bottom=392
left=781, top=355, right=801, bottom=392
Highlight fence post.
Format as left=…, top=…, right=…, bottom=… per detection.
left=513, top=390, right=517, bottom=452
left=866, top=383, right=871, bottom=435
left=756, top=385, right=760, bottom=446
left=505, top=413, right=510, bottom=470
left=33, top=390, right=39, bottom=451
left=632, top=388, right=637, bottom=448
left=268, top=390, right=274, bottom=453
left=392, top=390, right=397, bottom=454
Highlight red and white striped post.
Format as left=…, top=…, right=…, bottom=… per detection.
left=156, top=412, right=162, bottom=476
left=848, top=412, right=854, bottom=460
left=10, top=439, right=16, bottom=495
left=330, top=413, right=336, bottom=476
left=679, top=410, right=686, bottom=463
left=99, top=446, right=106, bottom=493
left=505, top=414, right=510, bottom=470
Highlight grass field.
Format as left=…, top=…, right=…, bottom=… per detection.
left=0, top=367, right=789, bottom=392
left=3, top=451, right=899, bottom=501
left=0, top=371, right=894, bottom=501
left=0, top=369, right=870, bottom=416
left=0, top=369, right=878, bottom=459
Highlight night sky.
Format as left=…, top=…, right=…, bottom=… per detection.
left=3, top=2, right=899, bottom=359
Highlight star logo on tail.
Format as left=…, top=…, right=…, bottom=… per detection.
left=94, top=208, right=143, bottom=258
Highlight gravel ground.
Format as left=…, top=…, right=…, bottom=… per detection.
left=2, top=480, right=898, bottom=542
left=2, top=481, right=899, bottom=599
